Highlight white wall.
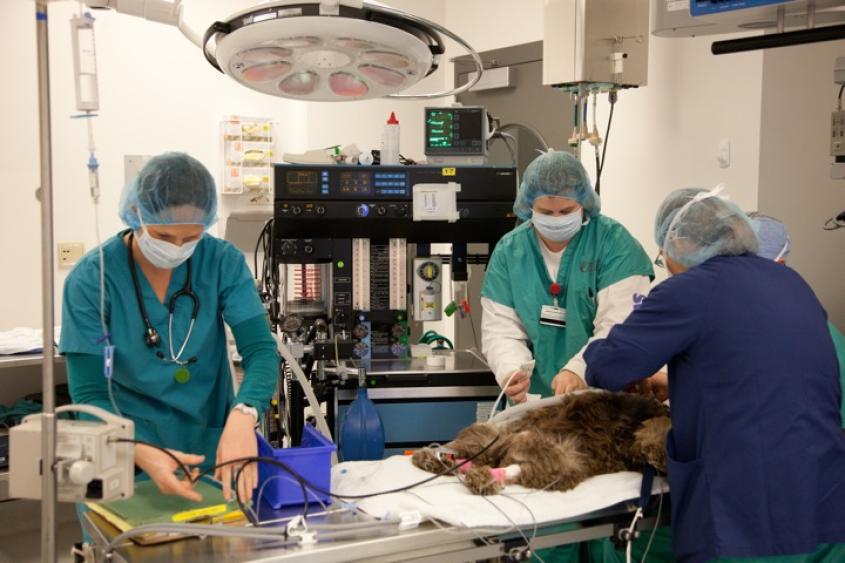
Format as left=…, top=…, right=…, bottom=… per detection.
left=442, top=0, right=763, bottom=274
left=758, top=40, right=845, bottom=329
left=0, top=1, right=445, bottom=331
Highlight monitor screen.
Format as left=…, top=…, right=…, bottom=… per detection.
left=425, top=107, right=485, bottom=156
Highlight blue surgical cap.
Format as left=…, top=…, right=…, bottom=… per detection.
left=513, top=150, right=601, bottom=221
left=119, top=152, right=217, bottom=229
left=747, top=212, right=791, bottom=261
left=654, top=187, right=759, bottom=269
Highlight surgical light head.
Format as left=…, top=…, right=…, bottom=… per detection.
left=748, top=212, right=791, bottom=262
left=203, top=1, right=482, bottom=102
left=514, top=150, right=600, bottom=222
left=119, top=152, right=217, bottom=230
left=654, top=187, right=759, bottom=269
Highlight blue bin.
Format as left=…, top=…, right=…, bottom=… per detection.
left=254, top=425, right=336, bottom=509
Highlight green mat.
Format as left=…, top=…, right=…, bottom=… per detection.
left=89, top=478, right=239, bottom=529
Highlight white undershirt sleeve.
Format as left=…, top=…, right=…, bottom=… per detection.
left=481, top=296, right=534, bottom=387
left=563, top=275, right=652, bottom=383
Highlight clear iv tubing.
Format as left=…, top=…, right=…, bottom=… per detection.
left=276, top=334, right=338, bottom=465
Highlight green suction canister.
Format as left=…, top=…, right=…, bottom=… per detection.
left=339, top=367, right=385, bottom=461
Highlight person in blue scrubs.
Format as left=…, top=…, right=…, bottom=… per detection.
left=584, top=187, right=845, bottom=562
left=748, top=212, right=845, bottom=427
left=60, top=152, right=278, bottom=503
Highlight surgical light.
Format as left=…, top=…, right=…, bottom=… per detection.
left=85, top=0, right=484, bottom=102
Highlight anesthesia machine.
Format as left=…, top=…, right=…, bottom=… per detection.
left=267, top=161, right=517, bottom=455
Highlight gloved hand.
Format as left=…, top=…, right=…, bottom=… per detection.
left=134, top=444, right=203, bottom=501
left=551, top=369, right=587, bottom=395
left=503, top=369, right=531, bottom=404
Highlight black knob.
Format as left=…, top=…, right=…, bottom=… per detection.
left=291, top=205, right=302, bottom=216
left=303, top=244, right=314, bottom=255
left=333, top=310, right=347, bottom=326
left=280, top=241, right=297, bottom=256
left=315, top=205, right=326, bottom=216
left=396, top=204, right=408, bottom=217
left=376, top=205, right=387, bottom=216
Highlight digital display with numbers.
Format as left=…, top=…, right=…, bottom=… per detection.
left=338, top=171, right=373, bottom=195
left=425, top=107, right=485, bottom=156
left=285, top=170, right=320, bottom=195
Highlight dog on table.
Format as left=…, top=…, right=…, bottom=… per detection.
left=412, top=391, right=670, bottom=495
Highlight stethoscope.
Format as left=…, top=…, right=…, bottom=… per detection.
left=127, top=231, right=199, bottom=367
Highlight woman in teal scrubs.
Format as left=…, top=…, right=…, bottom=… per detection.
left=60, top=152, right=278, bottom=503
left=480, top=151, right=666, bottom=562
left=481, top=150, right=654, bottom=401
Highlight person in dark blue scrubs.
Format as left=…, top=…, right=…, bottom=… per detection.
left=583, top=187, right=845, bottom=563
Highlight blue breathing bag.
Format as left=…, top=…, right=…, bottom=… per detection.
left=339, top=368, right=385, bottom=461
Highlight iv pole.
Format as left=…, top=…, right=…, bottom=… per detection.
left=35, top=2, right=58, bottom=561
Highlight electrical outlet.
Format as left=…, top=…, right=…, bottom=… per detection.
left=58, top=242, right=85, bottom=268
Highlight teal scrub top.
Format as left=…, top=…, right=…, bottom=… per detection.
left=481, top=216, right=653, bottom=397
left=59, top=232, right=267, bottom=467
left=831, top=322, right=845, bottom=426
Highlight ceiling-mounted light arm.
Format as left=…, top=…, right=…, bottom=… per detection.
left=364, top=1, right=483, bottom=99
left=83, top=0, right=202, bottom=47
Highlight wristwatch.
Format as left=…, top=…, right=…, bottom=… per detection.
left=232, top=403, right=259, bottom=421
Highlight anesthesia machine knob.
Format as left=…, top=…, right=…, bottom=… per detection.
left=280, top=240, right=297, bottom=256
left=304, top=244, right=314, bottom=255
left=291, top=205, right=303, bottom=216
left=355, top=204, right=370, bottom=218
left=375, top=205, right=387, bottom=216
left=315, top=204, right=326, bottom=216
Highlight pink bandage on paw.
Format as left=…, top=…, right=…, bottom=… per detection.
left=490, top=465, right=521, bottom=484
left=456, top=460, right=473, bottom=473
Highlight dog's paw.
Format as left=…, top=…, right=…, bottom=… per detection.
left=412, top=449, right=447, bottom=474
left=463, top=466, right=504, bottom=496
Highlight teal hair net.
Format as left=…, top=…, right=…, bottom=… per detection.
left=119, top=152, right=217, bottom=229
left=654, top=186, right=758, bottom=269
left=748, top=212, right=791, bottom=261
left=513, top=150, right=601, bottom=221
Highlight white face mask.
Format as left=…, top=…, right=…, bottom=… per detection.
left=532, top=209, right=583, bottom=242
left=136, top=212, right=200, bottom=269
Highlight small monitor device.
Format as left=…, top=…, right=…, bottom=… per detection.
left=424, top=106, right=487, bottom=164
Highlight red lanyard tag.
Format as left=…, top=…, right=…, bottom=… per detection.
left=549, top=282, right=561, bottom=307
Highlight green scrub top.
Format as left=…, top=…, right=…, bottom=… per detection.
left=481, top=215, right=653, bottom=397
left=830, top=322, right=845, bottom=426
left=59, top=232, right=267, bottom=468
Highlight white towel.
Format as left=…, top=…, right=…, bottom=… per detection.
left=332, top=455, right=668, bottom=529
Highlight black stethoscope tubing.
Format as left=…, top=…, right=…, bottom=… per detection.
left=127, top=231, right=199, bottom=365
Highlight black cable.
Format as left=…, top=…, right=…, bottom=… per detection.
left=594, top=147, right=602, bottom=195
left=596, top=92, right=617, bottom=193
left=838, top=82, right=844, bottom=104
left=117, top=433, right=502, bottom=519
left=112, top=438, right=194, bottom=479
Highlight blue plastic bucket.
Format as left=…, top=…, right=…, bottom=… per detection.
left=254, top=425, right=336, bottom=509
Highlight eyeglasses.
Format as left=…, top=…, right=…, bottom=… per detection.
left=654, top=250, right=665, bottom=269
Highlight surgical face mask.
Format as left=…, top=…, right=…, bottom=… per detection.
left=136, top=212, right=200, bottom=269
left=531, top=209, right=583, bottom=242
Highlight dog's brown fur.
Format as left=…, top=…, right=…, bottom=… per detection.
left=412, top=391, right=670, bottom=495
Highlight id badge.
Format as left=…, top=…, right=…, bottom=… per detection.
left=540, top=304, right=567, bottom=328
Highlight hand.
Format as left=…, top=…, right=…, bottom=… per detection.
left=628, top=372, right=669, bottom=402
left=134, top=444, right=204, bottom=502
left=551, top=370, right=587, bottom=396
left=503, top=369, right=530, bottom=404
left=215, top=409, right=259, bottom=502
